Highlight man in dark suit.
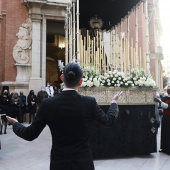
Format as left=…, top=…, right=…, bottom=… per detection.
left=7, top=63, right=123, bottom=170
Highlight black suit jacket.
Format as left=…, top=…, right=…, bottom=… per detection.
left=13, top=90, right=119, bottom=170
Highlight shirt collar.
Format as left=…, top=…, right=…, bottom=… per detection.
left=63, top=88, right=77, bottom=91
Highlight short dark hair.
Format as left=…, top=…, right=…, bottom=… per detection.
left=63, top=63, right=83, bottom=87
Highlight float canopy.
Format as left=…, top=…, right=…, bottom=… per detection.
left=80, top=0, right=142, bottom=30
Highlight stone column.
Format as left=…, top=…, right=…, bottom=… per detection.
left=42, top=16, right=46, bottom=88
left=29, top=6, right=42, bottom=94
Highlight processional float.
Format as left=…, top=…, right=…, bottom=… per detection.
left=63, top=0, right=150, bottom=75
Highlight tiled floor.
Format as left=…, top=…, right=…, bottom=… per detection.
left=0, top=123, right=170, bottom=170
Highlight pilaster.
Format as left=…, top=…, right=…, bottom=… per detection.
left=29, top=5, right=42, bottom=93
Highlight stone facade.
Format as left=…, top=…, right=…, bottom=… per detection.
left=0, top=0, right=163, bottom=96
left=0, top=0, right=67, bottom=95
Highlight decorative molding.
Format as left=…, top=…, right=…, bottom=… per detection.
left=78, top=87, right=157, bottom=105
left=30, top=13, right=42, bottom=21
left=1, top=10, right=6, bottom=16
left=0, top=10, right=6, bottom=22
left=23, top=0, right=68, bottom=7
left=0, top=81, right=29, bottom=88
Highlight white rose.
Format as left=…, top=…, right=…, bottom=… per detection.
left=107, top=82, right=111, bottom=86
left=86, top=80, right=93, bottom=87
left=94, top=80, right=100, bottom=87
left=93, top=77, right=97, bottom=82
left=81, top=82, right=87, bottom=87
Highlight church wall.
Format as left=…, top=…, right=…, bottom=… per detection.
left=0, top=0, right=28, bottom=82
left=138, top=4, right=147, bottom=68
left=116, top=2, right=148, bottom=70
left=0, top=0, right=7, bottom=83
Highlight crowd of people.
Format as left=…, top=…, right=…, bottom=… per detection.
left=0, top=83, right=61, bottom=128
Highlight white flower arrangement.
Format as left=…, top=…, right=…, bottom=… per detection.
left=81, top=66, right=100, bottom=88
left=59, top=62, right=156, bottom=89
left=81, top=67, right=156, bottom=88
left=130, top=68, right=156, bottom=88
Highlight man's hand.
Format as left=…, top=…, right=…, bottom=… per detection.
left=111, top=91, right=123, bottom=103
left=6, top=116, right=18, bottom=125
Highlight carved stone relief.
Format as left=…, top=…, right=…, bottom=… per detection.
left=13, top=18, right=32, bottom=64
left=78, top=87, right=156, bottom=105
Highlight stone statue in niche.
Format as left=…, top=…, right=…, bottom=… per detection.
left=13, top=18, right=32, bottom=64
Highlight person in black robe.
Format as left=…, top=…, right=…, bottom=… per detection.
left=154, top=86, right=170, bottom=154
left=10, top=92, right=22, bottom=123
left=19, top=91, right=27, bottom=123
left=27, top=90, right=37, bottom=124
left=37, top=87, right=48, bottom=107
left=0, top=89, right=11, bottom=116
left=0, top=89, right=10, bottom=134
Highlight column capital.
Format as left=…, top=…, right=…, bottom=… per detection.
left=1, top=10, right=6, bottom=16
left=30, top=13, right=42, bottom=22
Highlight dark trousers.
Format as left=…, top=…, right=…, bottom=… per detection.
left=0, top=118, right=7, bottom=134
left=160, top=115, right=170, bottom=154
left=21, top=107, right=26, bottom=123
left=29, top=113, right=35, bottom=124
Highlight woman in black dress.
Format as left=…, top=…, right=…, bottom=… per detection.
left=27, top=90, right=37, bottom=124
left=19, top=91, right=27, bottom=123
left=0, top=89, right=10, bottom=134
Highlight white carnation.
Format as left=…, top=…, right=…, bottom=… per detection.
left=107, top=82, right=111, bottom=86
left=86, top=80, right=93, bottom=87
